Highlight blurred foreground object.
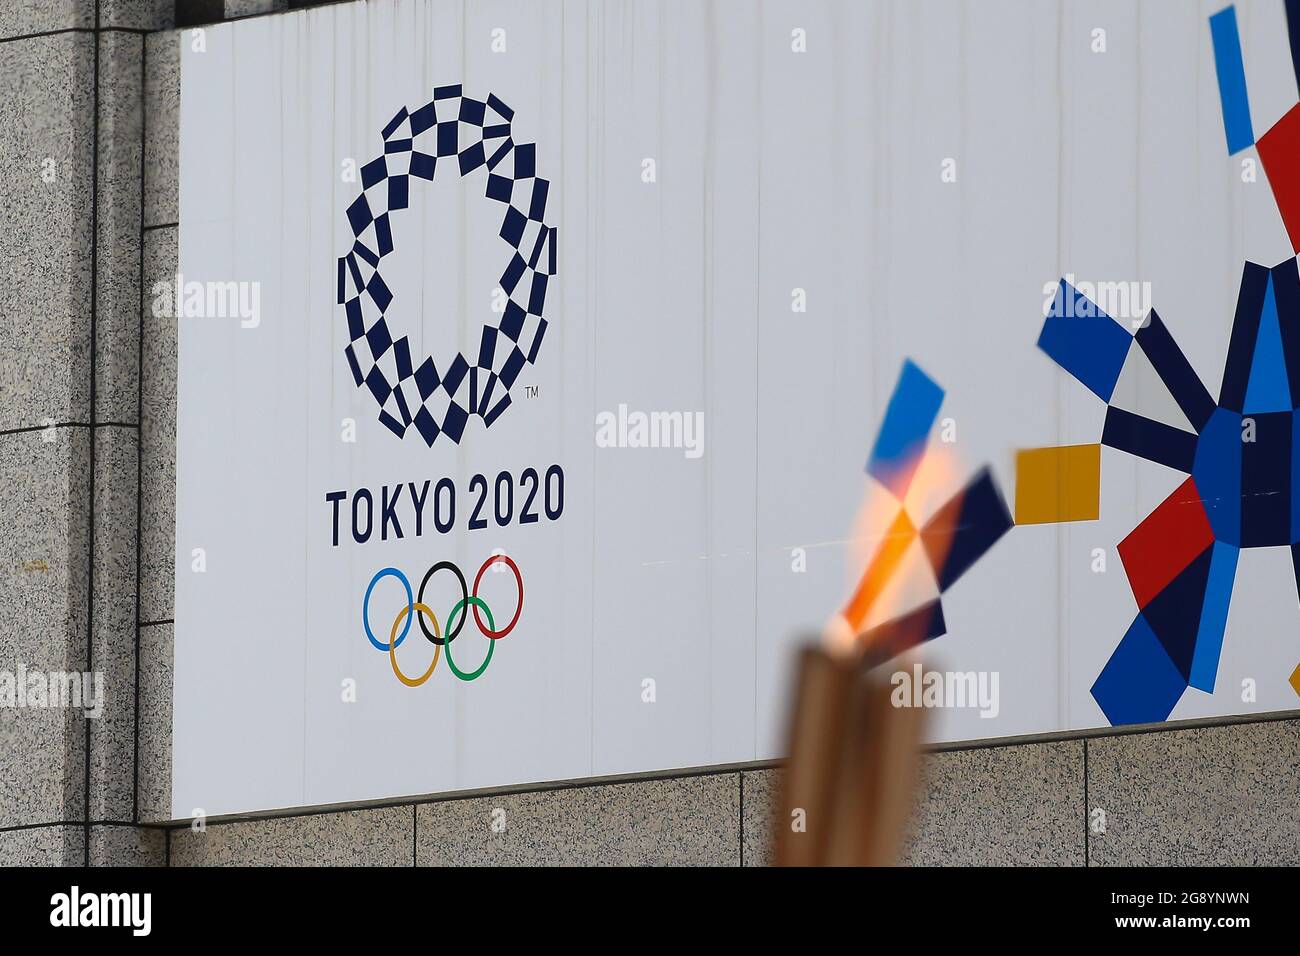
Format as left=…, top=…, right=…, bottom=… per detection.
left=775, top=640, right=928, bottom=867
left=776, top=359, right=1011, bottom=864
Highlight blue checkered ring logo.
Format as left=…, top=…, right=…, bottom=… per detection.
left=337, top=85, right=556, bottom=446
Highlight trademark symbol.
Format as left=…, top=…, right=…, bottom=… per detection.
left=526, top=385, right=539, bottom=399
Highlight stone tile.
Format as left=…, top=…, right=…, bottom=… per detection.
left=903, top=741, right=1084, bottom=865
left=169, top=807, right=412, bottom=866
left=740, top=768, right=777, bottom=867
left=143, top=31, right=178, bottom=228
left=1088, top=720, right=1300, bottom=866
left=90, top=825, right=166, bottom=866
left=0, top=33, right=94, bottom=430
left=0, top=2, right=92, bottom=39
left=742, top=742, right=1085, bottom=866
left=136, top=623, right=172, bottom=822
left=95, top=32, right=144, bottom=424
left=89, top=427, right=139, bottom=821
left=102, top=0, right=175, bottom=30
left=140, top=226, right=176, bottom=624
left=0, top=428, right=90, bottom=668
left=0, top=825, right=85, bottom=866
left=0, top=428, right=90, bottom=828
left=0, top=702, right=86, bottom=829
left=417, top=774, right=741, bottom=866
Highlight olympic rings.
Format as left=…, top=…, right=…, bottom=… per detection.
left=444, top=598, right=495, bottom=682
left=362, top=554, right=523, bottom=686
left=417, top=560, right=467, bottom=645
left=389, top=603, right=441, bottom=687
left=472, top=554, right=523, bottom=639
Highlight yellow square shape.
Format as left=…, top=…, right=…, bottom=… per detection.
left=1015, top=444, right=1101, bottom=525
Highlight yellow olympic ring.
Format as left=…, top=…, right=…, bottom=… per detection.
left=388, top=603, right=441, bottom=687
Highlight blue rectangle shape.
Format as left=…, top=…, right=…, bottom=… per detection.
left=381, top=107, right=408, bottom=139
left=1239, top=411, right=1293, bottom=547
left=923, top=467, right=1013, bottom=592
left=1190, top=542, right=1239, bottom=692
left=1210, top=7, right=1256, bottom=154
left=1101, top=405, right=1197, bottom=473
left=1220, top=264, right=1270, bottom=410
left=1292, top=414, right=1300, bottom=544
left=1037, top=281, right=1133, bottom=402
left=866, top=359, right=944, bottom=498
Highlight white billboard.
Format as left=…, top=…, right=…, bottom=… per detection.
left=174, top=0, right=1300, bottom=817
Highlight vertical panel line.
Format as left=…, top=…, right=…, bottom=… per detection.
left=84, top=0, right=102, bottom=868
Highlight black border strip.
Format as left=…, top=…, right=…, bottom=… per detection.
left=81, top=0, right=101, bottom=869
left=177, top=0, right=363, bottom=31
left=0, top=421, right=137, bottom=437
left=0, top=26, right=152, bottom=46
left=0, top=819, right=169, bottom=833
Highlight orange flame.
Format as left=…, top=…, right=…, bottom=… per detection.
left=825, top=442, right=963, bottom=660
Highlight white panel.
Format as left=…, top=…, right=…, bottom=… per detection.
left=175, top=0, right=1300, bottom=816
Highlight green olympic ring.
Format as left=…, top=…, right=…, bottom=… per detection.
left=444, top=596, right=495, bottom=681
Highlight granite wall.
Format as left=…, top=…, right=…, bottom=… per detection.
left=2, top=0, right=1297, bottom=867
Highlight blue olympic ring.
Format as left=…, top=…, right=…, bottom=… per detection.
left=363, top=567, right=413, bottom=651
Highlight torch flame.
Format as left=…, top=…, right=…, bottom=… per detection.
left=825, top=442, right=963, bottom=660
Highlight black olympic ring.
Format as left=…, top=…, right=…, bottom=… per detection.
left=417, top=560, right=468, bottom=646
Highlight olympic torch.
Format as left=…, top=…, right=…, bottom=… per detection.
left=773, top=451, right=962, bottom=867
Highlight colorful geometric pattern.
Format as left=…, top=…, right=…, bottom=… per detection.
left=1032, top=262, right=1300, bottom=724
left=847, top=361, right=1013, bottom=658
left=336, top=85, right=556, bottom=446
left=1024, top=5, right=1300, bottom=724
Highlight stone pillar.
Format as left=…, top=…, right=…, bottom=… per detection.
left=0, top=0, right=172, bottom=867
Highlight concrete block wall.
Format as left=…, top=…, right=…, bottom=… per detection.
left=3, top=0, right=1298, bottom=867
left=0, top=0, right=172, bottom=867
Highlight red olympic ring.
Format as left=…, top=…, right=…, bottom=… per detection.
left=473, top=554, right=523, bottom=639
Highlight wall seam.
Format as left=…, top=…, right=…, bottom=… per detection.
left=134, top=25, right=148, bottom=831
left=0, top=26, right=152, bottom=47
left=0, top=421, right=137, bottom=437
left=738, top=771, right=744, bottom=868
left=0, top=819, right=168, bottom=833
left=82, top=0, right=102, bottom=868
left=1083, top=737, right=1090, bottom=867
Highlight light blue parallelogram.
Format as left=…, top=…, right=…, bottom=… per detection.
left=866, top=359, right=944, bottom=499
left=1189, top=541, right=1239, bottom=693
left=1210, top=6, right=1256, bottom=154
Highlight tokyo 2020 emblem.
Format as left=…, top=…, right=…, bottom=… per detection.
left=337, top=85, right=556, bottom=446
